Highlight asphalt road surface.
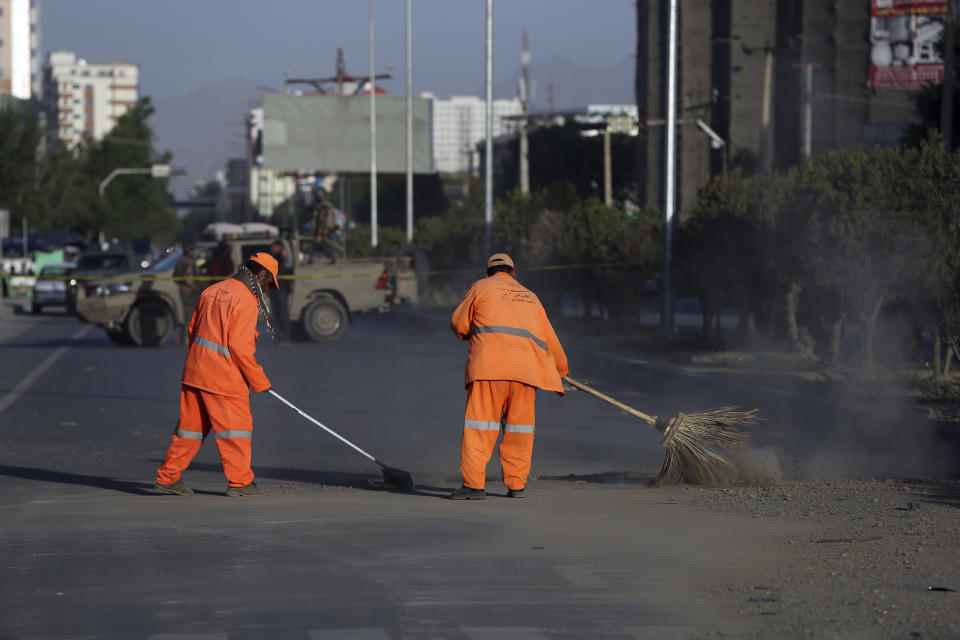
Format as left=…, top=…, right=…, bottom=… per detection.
left=0, top=306, right=953, bottom=639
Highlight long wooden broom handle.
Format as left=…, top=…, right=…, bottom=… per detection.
left=562, top=376, right=657, bottom=426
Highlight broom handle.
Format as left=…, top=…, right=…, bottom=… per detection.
left=269, top=389, right=377, bottom=463
left=562, top=376, right=657, bottom=426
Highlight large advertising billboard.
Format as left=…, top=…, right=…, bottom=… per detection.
left=869, top=0, right=947, bottom=88
left=260, top=94, right=434, bottom=174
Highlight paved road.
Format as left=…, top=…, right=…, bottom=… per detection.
left=0, top=307, right=948, bottom=639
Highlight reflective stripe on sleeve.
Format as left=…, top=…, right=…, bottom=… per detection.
left=194, top=336, right=231, bottom=357
left=504, top=423, right=535, bottom=434
left=464, top=418, right=501, bottom=431
left=175, top=428, right=203, bottom=440
left=214, top=430, right=252, bottom=439
left=470, top=325, right=548, bottom=351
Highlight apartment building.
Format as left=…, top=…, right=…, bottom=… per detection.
left=0, top=0, right=40, bottom=99
left=423, top=93, right=522, bottom=174
left=43, top=50, right=138, bottom=148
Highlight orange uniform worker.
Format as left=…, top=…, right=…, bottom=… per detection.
left=154, top=252, right=280, bottom=497
left=449, top=253, right=569, bottom=499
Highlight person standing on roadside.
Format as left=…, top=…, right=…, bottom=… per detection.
left=206, top=241, right=235, bottom=278
left=269, top=239, right=293, bottom=345
left=154, top=253, right=280, bottom=497
left=449, top=253, right=569, bottom=500
left=174, top=244, right=201, bottom=345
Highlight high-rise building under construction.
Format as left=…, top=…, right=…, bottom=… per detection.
left=636, top=0, right=945, bottom=212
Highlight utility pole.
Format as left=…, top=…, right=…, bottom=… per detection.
left=760, top=45, right=774, bottom=173
left=405, top=0, right=414, bottom=243
left=484, top=0, right=494, bottom=258
left=369, top=0, right=378, bottom=248
left=802, top=63, right=813, bottom=158
left=942, top=0, right=956, bottom=153
left=519, top=30, right=531, bottom=195
left=794, top=62, right=819, bottom=159
left=661, top=0, right=678, bottom=335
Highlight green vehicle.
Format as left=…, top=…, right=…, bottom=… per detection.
left=74, top=230, right=417, bottom=347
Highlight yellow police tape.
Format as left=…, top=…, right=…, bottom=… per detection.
left=32, top=261, right=647, bottom=282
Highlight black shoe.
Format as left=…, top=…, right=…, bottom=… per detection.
left=154, top=480, right=194, bottom=496
left=450, top=485, right=486, bottom=500
left=506, top=488, right=525, bottom=498
left=225, top=482, right=272, bottom=497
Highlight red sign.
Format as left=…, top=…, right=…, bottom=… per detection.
left=868, top=1, right=947, bottom=89
left=869, top=63, right=945, bottom=88
left=871, top=1, right=947, bottom=17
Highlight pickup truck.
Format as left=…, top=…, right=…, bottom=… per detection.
left=73, top=230, right=417, bottom=347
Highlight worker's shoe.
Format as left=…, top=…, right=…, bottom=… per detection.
left=450, top=485, right=486, bottom=500
left=506, top=488, right=526, bottom=498
left=154, top=480, right=194, bottom=496
left=225, top=482, right=272, bottom=497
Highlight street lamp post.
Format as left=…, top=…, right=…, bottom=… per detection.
left=98, top=164, right=187, bottom=196
left=369, top=0, right=379, bottom=248
left=405, top=0, right=414, bottom=243
left=484, top=0, right=494, bottom=259
left=662, top=0, right=678, bottom=335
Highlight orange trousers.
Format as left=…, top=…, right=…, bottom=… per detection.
left=156, top=385, right=255, bottom=487
left=461, top=380, right=536, bottom=491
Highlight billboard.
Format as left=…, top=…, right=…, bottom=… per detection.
left=869, top=0, right=947, bottom=89
left=261, top=94, right=434, bottom=174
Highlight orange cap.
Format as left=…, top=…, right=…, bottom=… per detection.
left=487, top=253, right=515, bottom=270
left=249, top=252, right=279, bottom=289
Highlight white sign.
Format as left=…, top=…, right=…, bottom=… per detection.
left=0, top=209, right=8, bottom=239
left=150, top=164, right=172, bottom=178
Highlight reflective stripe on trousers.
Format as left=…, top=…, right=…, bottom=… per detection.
left=214, top=430, right=252, bottom=439
left=194, top=335, right=231, bottom=357
left=469, top=325, right=548, bottom=351
left=464, top=418, right=535, bottom=434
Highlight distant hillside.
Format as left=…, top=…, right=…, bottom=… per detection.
left=150, top=80, right=268, bottom=198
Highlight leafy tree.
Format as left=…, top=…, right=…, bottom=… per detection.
left=0, top=97, right=176, bottom=245
left=798, top=147, right=928, bottom=373
left=0, top=106, right=44, bottom=221
left=678, top=169, right=767, bottom=340
left=905, top=136, right=960, bottom=377
left=83, top=97, right=176, bottom=243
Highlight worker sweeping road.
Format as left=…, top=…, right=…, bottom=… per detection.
left=154, top=252, right=280, bottom=497
left=449, top=253, right=569, bottom=500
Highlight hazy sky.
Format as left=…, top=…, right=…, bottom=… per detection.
left=42, top=0, right=637, bottom=99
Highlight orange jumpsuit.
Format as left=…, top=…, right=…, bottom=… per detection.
left=156, top=277, right=271, bottom=488
left=451, top=272, right=569, bottom=490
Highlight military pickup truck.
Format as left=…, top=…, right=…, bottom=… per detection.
left=74, top=227, right=417, bottom=347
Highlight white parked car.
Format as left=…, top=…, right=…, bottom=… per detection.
left=32, top=262, right=77, bottom=314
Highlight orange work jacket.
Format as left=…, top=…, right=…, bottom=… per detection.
left=181, top=277, right=271, bottom=398
left=451, top=272, right=569, bottom=393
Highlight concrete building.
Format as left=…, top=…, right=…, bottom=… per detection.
left=636, top=0, right=938, bottom=214
left=0, top=0, right=40, bottom=99
left=423, top=93, right=522, bottom=174
left=43, top=50, right=138, bottom=148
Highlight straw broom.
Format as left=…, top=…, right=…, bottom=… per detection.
left=562, top=376, right=758, bottom=486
